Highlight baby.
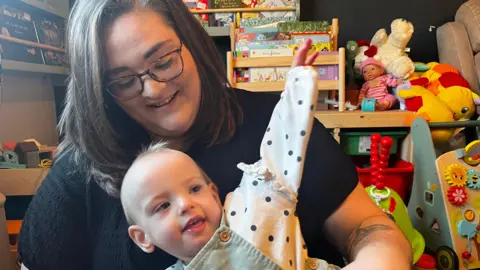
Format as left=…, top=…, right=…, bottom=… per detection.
left=120, top=66, right=340, bottom=270
left=358, top=58, right=403, bottom=111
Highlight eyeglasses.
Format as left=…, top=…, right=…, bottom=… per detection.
left=106, top=42, right=184, bottom=101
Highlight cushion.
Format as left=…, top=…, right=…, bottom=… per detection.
left=437, top=22, right=480, bottom=94
left=456, top=0, right=480, bottom=53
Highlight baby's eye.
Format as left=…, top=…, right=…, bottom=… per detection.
left=190, top=184, right=203, bottom=194
left=154, top=202, right=170, bottom=213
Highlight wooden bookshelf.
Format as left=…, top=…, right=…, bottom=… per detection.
left=233, top=54, right=340, bottom=68
left=315, top=110, right=415, bottom=129
left=3, top=60, right=69, bottom=75
left=236, top=80, right=338, bottom=92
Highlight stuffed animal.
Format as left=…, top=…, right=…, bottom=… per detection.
left=437, top=86, right=475, bottom=121
left=346, top=40, right=359, bottom=86
left=368, top=19, right=415, bottom=79
left=354, top=40, right=371, bottom=72
left=398, top=85, right=456, bottom=144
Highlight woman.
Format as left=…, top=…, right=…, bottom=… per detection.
left=18, top=0, right=412, bottom=269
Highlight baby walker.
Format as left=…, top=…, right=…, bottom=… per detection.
left=408, top=117, right=480, bottom=270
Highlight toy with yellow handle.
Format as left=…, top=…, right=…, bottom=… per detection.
left=456, top=140, right=480, bottom=167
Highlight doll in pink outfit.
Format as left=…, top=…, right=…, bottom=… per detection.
left=358, top=58, right=403, bottom=111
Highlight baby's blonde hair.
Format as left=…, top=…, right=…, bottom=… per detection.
left=120, top=141, right=213, bottom=225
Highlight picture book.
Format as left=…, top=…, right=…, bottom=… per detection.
left=212, top=0, right=244, bottom=8
left=41, top=49, right=67, bottom=66
left=234, top=68, right=249, bottom=83
left=249, top=67, right=290, bottom=82
left=316, top=65, right=339, bottom=80
left=256, top=0, right=296, bottom=19
left=0, top=5, right=36, bottom=42
left=278, top=21, right=330, bottom=33
left=249, top=48, right=293, bottom=57
left=240, top=16, right=295, bottom=28
left=0, top=41, right=43, bottom=64
left=35, top=17, right=65, bottom=48
left=210, top=13, right=235, bottom=27
left=292, top=33, right=331, bottom=51
left=182, top=0, right=209, bottom=27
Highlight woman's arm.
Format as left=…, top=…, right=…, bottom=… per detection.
left=324, top=183, right=412, bottom=269
left=18, top=155, right=91, bottom=270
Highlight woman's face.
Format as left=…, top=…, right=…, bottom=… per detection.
left=104, top=9, right=201, bottom=140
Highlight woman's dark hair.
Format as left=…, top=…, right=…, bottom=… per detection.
left=58, top=0, right=242, bottom=196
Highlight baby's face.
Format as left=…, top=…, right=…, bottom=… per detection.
left=123, top=150, right=222, bottom=262
left=362, top=64, right=383, bottom=81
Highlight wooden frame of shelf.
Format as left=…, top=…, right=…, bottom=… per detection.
left=314, top=110, right=414, bottom=129
left=0, top=34, right=67, bottom=75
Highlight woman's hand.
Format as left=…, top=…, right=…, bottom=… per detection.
left=291, top=38, right=319, bottom=67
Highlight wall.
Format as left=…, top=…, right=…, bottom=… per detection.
left=0, top=73, right=58, bottom=145
left=300, top=0, right=466, bottom=63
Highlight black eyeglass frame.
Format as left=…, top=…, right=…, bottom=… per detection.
left=106, top=41, right=184, bottom=101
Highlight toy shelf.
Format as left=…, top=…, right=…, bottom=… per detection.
left=315, top=110, right=415, bottom=129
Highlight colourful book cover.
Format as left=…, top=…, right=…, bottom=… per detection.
left=212, top=0, right=244, bottom=8
left=211, top=13, right=235, bottom=27
left=249, top=67, right=290, bottom=82
left=249, top=48, right=293, bottom=57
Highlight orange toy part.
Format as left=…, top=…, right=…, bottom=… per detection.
left=432, top=63, right=459, bottom=74
left=426, top=81, right=440, bottom=95
left=405, top=111, right=430, bottom=126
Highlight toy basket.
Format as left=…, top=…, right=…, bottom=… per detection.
left=354, top=156, right=414, bottom=202
left=340, top=130, right=408, bottom=156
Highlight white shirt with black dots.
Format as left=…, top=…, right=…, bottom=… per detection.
left=224, top=66, right=340, bottom=270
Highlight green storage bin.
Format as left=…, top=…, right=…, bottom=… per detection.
left=339, top=131, right=408, bottom=156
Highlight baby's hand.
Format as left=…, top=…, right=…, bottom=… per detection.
left=396, top=79, right=404, bottom=85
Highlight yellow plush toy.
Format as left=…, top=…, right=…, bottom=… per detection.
left=398, top=85, right=455, bottom=144
left=437, top=86, right=475, bottom=120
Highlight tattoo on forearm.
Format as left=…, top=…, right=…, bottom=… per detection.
left=346, top=224, right=394, bottom=260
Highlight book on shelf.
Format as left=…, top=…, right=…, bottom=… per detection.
left=182, top=0, right=298, bottom=29
left=0, top=3, right=67, bottom=67
left=234, top=22, right=333, bottom=58
left=183, top=0, right=209, bottom=27
left=34, top=16, right=65, bottom=49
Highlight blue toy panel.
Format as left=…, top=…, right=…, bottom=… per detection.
left=408, top=118, right=454, bottom=254
left=409, top=118, right=480, bottom=269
